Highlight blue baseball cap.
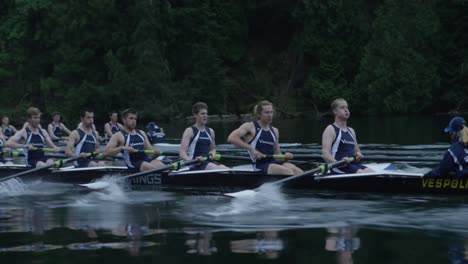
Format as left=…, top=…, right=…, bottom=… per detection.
left=444, top=117, right=465, bottom=134
left=146, top=122, right=155, bottom=129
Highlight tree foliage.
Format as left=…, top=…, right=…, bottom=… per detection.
left=0, top=0, right=467, bottom=126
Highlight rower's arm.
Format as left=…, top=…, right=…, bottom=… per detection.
left=227, top=122, right=254, bottom=151
left=61, top=123, right=72, bottom=135
left=11, top=125, right=18, bottom=133
left=273, top=127, right=282, bottom=155
left=94, top=131, right=101, bottom=153
left=43, top=129, right=60, bottom=151
left=65, top=130, right=79, bottom=157
left=209, top=128, right=217, bottom=152
left=321, top=125, right=336, bottom=163
left=141, top=130, right=159, bottom=157
left=179, top=127, right=193, bottom=160
left=104, top=132, right=124, bottom=157
left=104, top=123, right=113, bottom=138
left=349, top=127, right=364, bottom=160
left=5, top=129, right=26, bottom=148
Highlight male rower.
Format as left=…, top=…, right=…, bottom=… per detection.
left=65, top=109, right=107, bottom=167
left=47, top=112, right=71, bottom=141
left=321, top=98, right=374, bottom=174
left=1, top=115, right=17, bottom=139
left=6, top=107, right=60, bottom=168
left=227, top=100, right=303, bottom=175
left=104, top=108, right=165, bottom=172
left=179, top=102, right=228, bottom=170
left=0, top=130, right=13, bottom=165
left=104, top=111, right=124, bottom=140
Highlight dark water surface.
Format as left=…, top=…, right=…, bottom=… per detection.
left=1, top=116, right=467, bottom=263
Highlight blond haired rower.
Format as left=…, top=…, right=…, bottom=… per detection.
left=6, top=107, right=60, bottom=168
left=321, top=98, right=373, bottom=174
left=227, top=100, right=302, bottom=175
left=425, top=117, right=468, bottom=177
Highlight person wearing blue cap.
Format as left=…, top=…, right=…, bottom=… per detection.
left=425, top=116, right=468, bottom=177
left=146, top=122, right=166, bottom=144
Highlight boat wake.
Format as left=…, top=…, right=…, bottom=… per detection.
left=0, top=178, right=27, bottom=195
left=75, top=176, right=128, bottom=203
left=206, top=184, right=288, bottom=217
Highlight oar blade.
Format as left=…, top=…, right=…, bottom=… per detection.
left=77, top=181, right=112, bottom=190
left=224, top=189, right=258, bottom=198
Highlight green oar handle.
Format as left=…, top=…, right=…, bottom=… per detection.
left=122, top=158, right=203, bottom=180
left=271, top=157, right=355, bottom=186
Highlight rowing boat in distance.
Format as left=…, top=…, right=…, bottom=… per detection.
left=0, top=163, right=466, bottom=195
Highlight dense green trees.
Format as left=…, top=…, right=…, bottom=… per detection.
left=0, top=0, right=467, bottom=124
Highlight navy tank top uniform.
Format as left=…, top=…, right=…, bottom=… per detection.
left=74, top=129, right=98, bottom=167
left=187, top=126, right=215, bottom=170
left=50, top=122, right=63, bottom=138
left=329, top=124, right=366, bottom=174
left=105, top=122, right=120, bottom=141
left=146, top=125, right=165, bottom=144
left=2, top=126, right=13, bottom=138
left=248, top=121, right=279, bottom=173
left=25, top=127, right=47, bottom=168
left=110, top=123, right=120, bottom=134
left=0, top=137, right=5, bottom=163
left=425, top=141, right=468, bottom=177
left=121, top=130, right=151, bottom=171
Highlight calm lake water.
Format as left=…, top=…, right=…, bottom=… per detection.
left=1, top=115, right=467, bottom=263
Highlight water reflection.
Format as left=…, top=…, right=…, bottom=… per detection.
left=230, top=231, right=284, bottom=259
left=185, top=231, right=218, bottom=255
left=325, top=226, right=360, bottom=264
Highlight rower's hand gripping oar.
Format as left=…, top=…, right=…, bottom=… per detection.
left=0, top=155, right=89, bottom=183
left=225, top=157, right=355, bottom=198
left=78, top=158, right=206, bottom=190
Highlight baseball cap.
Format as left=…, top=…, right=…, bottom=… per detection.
left=146, top=122, right=155, bottom=129
left=444, top=117, right=465, bottom=134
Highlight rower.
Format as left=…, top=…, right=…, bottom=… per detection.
left=104, top=108, right=164, bottom=172
left=1, top=115, right=17, bottom=139
left=65, top=109, right=107, bottom=167
left=47, top=112, right=71, bottom=142
left=179, top=102, right=228, bottom=171
left=104, top=111, right=124, bottom=140
left=425, top=117, right=468, bottom=177
left=6, top=107, right=60, bottom=168
left=321, top=98, right=374, bottom=174
left=0, top=130, right=13, bottom=165
left=146, top=122, right=166, bottom=144
left=227, top=100, right=303, bottom=175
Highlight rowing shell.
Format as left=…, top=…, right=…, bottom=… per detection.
left=0, top=163, right=466, bottom=195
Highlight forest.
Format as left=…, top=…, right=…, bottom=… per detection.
left=0, top=0, right=467, bottom=124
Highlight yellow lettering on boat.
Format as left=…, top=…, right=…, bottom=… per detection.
left=452, top=179, right=459, bottom=189
left=422, top=179, right=429, bottom=188
left=443, top=179, right=451, bottom=188
left=436, top=179, right=442, bottom=188
left=428, top=179, right=435, bottom=188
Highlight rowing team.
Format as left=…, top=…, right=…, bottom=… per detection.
left=0, top=99, right=467, bottom=177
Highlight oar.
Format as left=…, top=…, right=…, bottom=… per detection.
left=79, top=158, right=203, bottom=190
left=0, top=155, right=88, bottom=183
left=225, top=158, right=355, bottom=198
left=268, top=153, right=441, bottom=163
left=212, top=154, right=293, bottom=161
